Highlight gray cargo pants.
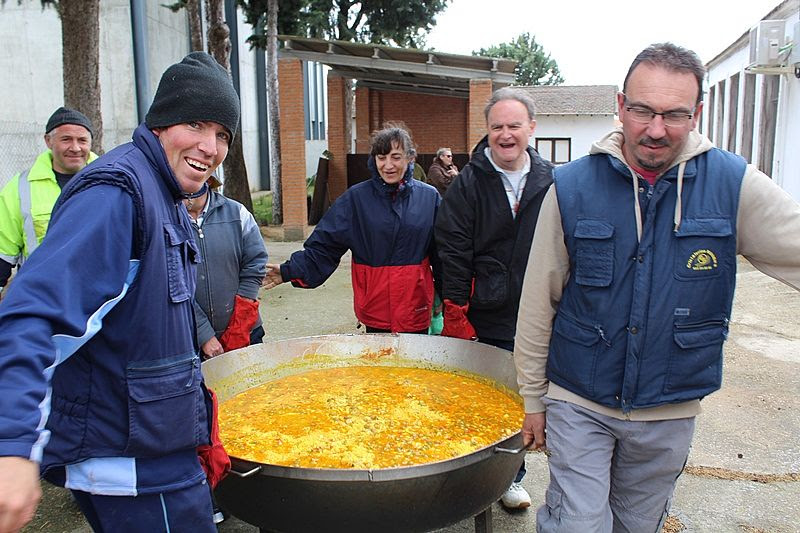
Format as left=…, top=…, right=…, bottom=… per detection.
left=536, top=397, right=695, bottom=533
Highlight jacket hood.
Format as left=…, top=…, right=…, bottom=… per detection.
left=589, top=128, right=714, bottom=174
left=589, top=128, right=715, bottom=243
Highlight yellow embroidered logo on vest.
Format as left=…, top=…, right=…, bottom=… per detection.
left=686, top=249, right=718, bottom=271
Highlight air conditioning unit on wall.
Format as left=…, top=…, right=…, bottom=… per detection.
left=748, top=20, right=786, bottom=68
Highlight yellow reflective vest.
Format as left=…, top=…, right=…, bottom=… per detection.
left=0, top=149, right=98, bottom=265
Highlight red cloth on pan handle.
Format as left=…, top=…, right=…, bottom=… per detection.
left=219, top=295, right=259, bottom=352
left=440, top=299, right=477, bottom=340
left=197, top=387, right=230, bottom=489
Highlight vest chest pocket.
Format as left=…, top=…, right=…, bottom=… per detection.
left=573, top=220, right=614, bottom=287
left=673, top=218, right=733, bottom=281
left=164, top=223, right=200, bottom=303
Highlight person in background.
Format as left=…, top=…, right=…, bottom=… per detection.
left=435, top=87, right=553, bottom=509
left=514, top=42, right=800, bottom=531
left=263, top=125, right=440, bottom=334
left=427, top=147, right=459, bottom=196
left=0, top=107, right=97, bottom=296
left=408, top=147, right=428, bottom=184
left=185, top=175, right=267, bottom=359
left=0, top=51, right=240, bottom=532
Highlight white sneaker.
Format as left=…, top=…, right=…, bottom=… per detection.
left=500, top=481, right=531, bottom=509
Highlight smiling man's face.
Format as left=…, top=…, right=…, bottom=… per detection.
left=45, top=124, right=92, bottom=174
left=486, top=99, right=536, bottom=172
left=153, top=121, right=230, bottom=193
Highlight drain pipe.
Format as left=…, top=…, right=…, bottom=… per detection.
left=256, top=47, right=271, bottom=190
left=130, top=0, right=150, bottom=123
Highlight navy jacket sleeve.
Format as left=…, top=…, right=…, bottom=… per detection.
left=280, top=193, right=352, bottom=288
left=0, top=184, right=134, bottom=460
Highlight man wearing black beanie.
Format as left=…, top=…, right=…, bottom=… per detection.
left=0, top=52, right=240, bottom=532
left=0, top=107, right=97, bottom=296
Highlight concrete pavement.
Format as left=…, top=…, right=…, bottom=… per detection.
left=22, top=240, right=800, bottom=533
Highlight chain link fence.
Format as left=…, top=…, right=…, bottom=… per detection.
left=0, top=121, right=45, bottom=189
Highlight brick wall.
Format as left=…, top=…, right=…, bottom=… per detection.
left=468, top=79, right=493, bottom=152
left=356, top=89, right=468, bottom=154
left=326, top=74, right=348, bottom=201
left=277, top=58, right=307, bottom=239
left=354, top=86, right=370, bottom=154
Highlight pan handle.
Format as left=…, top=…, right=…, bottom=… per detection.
left=228, top=464, right=262, bottom=478
left=494, top=443, right=533, bottom=455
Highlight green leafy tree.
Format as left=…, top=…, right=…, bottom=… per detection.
left=237, top=0, right=448, bottom=49
left=476, top=32, right=564, bottom=86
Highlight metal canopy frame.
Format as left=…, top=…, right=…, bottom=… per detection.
left=278, top=35, right=516, bottom=97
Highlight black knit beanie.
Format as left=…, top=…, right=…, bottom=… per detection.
left=145, top=52, right=240, bottom=142
left=46, top=107, right=93, bottom=136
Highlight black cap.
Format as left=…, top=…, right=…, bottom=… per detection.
left=45, top=107, right=93, bottom=136
left=145, top=52, right=240, bottom=142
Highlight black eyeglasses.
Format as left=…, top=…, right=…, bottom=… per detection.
left=623, top=96, right=695, bottom=128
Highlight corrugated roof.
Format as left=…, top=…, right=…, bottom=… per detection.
left=278, top=35, right=517, bottom=97
left=519, top=85, right=618, bottom=115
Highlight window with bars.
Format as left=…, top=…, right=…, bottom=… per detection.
left=535, top=138, right=571, bottom=164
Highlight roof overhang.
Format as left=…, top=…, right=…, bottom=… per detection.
left=278, top=36, right=516, bottom=98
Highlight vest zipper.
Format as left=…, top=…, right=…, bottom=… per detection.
left=674, top=317, right=729, bottom=330
left=594, top=325, right=612, bottom=346
left=128, top=355, right=200, bottom=376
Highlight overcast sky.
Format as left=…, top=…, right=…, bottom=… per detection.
left=425, top=0, right=783, bottom=86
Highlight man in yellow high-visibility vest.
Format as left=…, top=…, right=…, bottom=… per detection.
left=0, top=107, right=97, bottom=295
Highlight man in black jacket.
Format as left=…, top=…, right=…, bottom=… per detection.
left=435, top=86, right=553, bottom=509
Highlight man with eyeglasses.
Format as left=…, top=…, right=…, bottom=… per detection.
left=513, top=42, right=800, bottom=531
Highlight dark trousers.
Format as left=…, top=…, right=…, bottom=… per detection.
left=479, top=336, right=526, bottom=483
left=71, top=481, right=216, bottom=533
left=250, top=325, right=265, bottom=345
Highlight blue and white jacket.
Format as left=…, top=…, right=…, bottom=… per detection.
left=0, top=124, right=210, bottom=495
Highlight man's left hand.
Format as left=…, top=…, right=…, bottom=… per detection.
left=202, top=336, right=224, bottom=359
left=522, top=412, right=546, bottom=450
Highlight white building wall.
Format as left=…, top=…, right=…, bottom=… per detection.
left=232, top=9, right=261, bottom=191
left=704, top=7, right=800, bottom=201
left=0, top=2, right=265, bottom=191
left=532, top=115, right=616, bottom=162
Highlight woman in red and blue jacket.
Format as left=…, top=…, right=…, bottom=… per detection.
left=263, top=126, right=440, bottom=333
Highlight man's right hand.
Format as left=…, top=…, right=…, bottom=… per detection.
left=522, top=412, right=546, bottom=451
left=262, top=264, right=285, bottom=290
left=0, top=457, right=41, bottom=533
